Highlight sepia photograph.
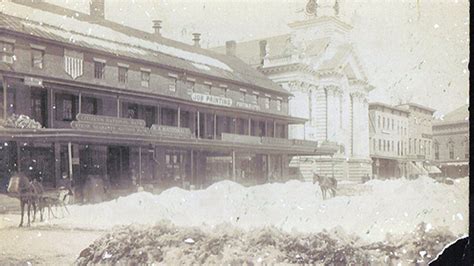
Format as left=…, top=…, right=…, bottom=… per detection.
left=0, top=0, right=469, bottom=264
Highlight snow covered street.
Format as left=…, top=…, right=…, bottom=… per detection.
left=0, top=176, right=468, bottom=264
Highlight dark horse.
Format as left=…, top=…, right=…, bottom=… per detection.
left=7, top=172, right=44, bottom=227
left=312, top=173, right=337, bottom=200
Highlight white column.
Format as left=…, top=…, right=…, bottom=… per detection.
left=325, top=85, right=340, bottom=142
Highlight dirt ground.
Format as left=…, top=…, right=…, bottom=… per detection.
left=0, top=196, right=103, bottom=265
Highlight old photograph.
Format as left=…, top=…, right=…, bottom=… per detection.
left=0, top=0, right=469, bottom=264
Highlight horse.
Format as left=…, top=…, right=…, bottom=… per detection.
left=7, top=172, right=44, bottom=227
left=312, top=173, right=337, bottom=200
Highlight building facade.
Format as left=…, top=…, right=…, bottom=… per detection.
left=369, top=102, right=409, bottom=178
left=396, top=103, right=438, bottom=177
left=432, top=105, right=469, bottom=177
left=212, top=1, right=373, bottom=182
left=0, top=0, right=338, bottom=196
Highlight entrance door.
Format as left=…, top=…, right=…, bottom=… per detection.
left=31, top=89, right=48, bottom=127
left=107, top=146, right=130, bottom=187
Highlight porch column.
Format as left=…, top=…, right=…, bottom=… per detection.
left=16, top=142, right=21, bottom=172
left=78, top=92, right=82, bottom=114
left=204, top=113, right=208, bottom=138
left=197, top=111, right=200, bottom=138
left=265, top=121, right=268, bottom=137
left=50, top=88, right=54, bottom=128
left=2, top=77, right=7, bottom=120
left=190, top=149, right=194, bottom=187
left=232, top=150, right=236, bottom=181
left=248, top=117, right=251, bottom=136
left=177, top=106, right=181, bottom=128
left=138, top=147, right=142, bottom=186
left=273, top=121, right=276, bottom=138
left=213, top=113, right=217, bottom=139
left=68, top=142, right=73, bottom=179
left=54, top=142, right=61, bottom=187
left=116, top=96, right=120, bottom=118
left=234, top=117, right=237, bottom=134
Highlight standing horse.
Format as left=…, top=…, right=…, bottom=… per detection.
left=312, top=173, right=337, bottom=200
left=7, top=172, right=44, bottom=227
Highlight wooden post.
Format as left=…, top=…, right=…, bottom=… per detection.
left=116, top=96, right=120, bottom=118
left=177, top=106, right=181, bottom=128
left=16, top=142, right=21, bottom=172
left=2, top=77, right=7, bottom=120
left=248, top=117, right=251, bottom=136
left=50, top=88, right=54, bottom=128
left=68, top=142, right=73, bottom=179
left=197, top=111, right=200, bottom=138
left=213, top=113, right=217, bottom=139
left=138, top=147, right=142, bottom=186
left=273, top=120, right=276, bottom=138
left=232, top=150, right=236, bottom=181
left=190, top=149, right=194, bottom=187
left=78, top=92, right=82, bottom=114
left=265, top=120, right=268, bottom=137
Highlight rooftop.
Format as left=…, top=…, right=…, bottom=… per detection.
left=396, top=102, right=436, bottom=114
left=433, top=104, right=469, bottom=126
left=369, top=102, right=410, bottom=114
left=0, top=1, right=290, bottom=96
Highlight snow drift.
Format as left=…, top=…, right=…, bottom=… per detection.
left=50, top=176, right=468, bottom=243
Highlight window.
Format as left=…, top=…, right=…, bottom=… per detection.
left=169, top=78, right=177, bottom=92
left=249, top=94, right=257, bottom=103
left=373, top=138, right=376, bottom=151
left=414, top=139, right=417, bottom=154
left=239, top=91, right=246, bottom=101
left=409, top=138, right=412, bottom=154
left=31, top=48, right=44, bottom=69
left=0, top=41, right=14, bottom=64
left=378, top=139, right=382, bottom=151
left=82, top=97, right=98, bottom=115
left=383, top=117, right=385, bottom=129
left=141, top=71, right=150, bottom=87
left=377, top=116, right=381, bottom=128
left=94, top=61, right=105, bottom=79
left=215, top=87, right=226, bottom=97
left=387, top=141, right=390, bottom=152
left=276, top=100, right=281, bottom=111
left=434, top=141, right=440, bottom=160
left=448, top=140, right=455, bottom=159
left=264, top=97, right=270, bottom=109
left=127, top=104, right=138, bottom=119
left=391, top=119, right=394, bottom=130
left=186, top=81, right=195, bottom=94
left=62, top=96, right=76, bottom=121
left=118, top=66, right=128, bottom=83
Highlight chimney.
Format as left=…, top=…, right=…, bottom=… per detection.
left=192, top=33, right=201, bottom=48
left=225, top=40, right=237, bottom=56
left=259, top=40, right=267, bottom=65
left=90, top=0, right=105, bottom=19
left=152, top=20, right=162, bottom=36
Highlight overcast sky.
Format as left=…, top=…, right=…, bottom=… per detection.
left=45, top=0, right=469, bottom=115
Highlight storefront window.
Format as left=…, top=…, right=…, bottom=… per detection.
left=82, top=97, right=98, bottom=115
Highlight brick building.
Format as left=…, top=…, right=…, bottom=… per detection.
left=432, top=104, right=469, bottom=177
left=0, top=0, right=338, bottom=195
left=369, top=102, right=409, bottom=178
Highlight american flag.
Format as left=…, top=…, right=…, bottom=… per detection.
left=64, top=49, right=83, bottom=79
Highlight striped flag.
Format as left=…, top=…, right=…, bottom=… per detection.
left=64, top=49, right=83, bottom=79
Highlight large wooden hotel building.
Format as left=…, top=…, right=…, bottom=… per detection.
left=0, top=0, right=337, bottom=194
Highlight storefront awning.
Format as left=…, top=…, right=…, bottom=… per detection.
left=426, top=165, right=442, bottom=174
left=441, top=161, right=469, bottom=167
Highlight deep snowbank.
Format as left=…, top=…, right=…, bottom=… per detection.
left=51, top=176, right=468, bottom=242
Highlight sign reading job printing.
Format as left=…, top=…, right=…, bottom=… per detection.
left=191, top=93, right=232, bottom=107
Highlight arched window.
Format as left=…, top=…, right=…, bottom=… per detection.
left=448, top=139, right=455, bottom=160
left=434, top=140, right=440, bottom=160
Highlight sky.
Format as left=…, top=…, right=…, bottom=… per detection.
left=44, top=0, right=469, bottom=115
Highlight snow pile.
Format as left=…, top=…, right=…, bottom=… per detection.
left=0, top=114, right=42, bottom=129
left=51, top=176, right=468, bottom=243
left=75, top=221, right=458, bottom=265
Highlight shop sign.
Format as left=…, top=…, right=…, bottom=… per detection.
left=71, top=121, right=149, bottom=135
left=191, top=93, right=232, bottom=107
left=221, top=133, right=261, bottom=145
left=76, top=114, right=146, bottom=127
left=206, top=156, right=232, bottom=163
left=150, top=124, right=193, bottom=139
left=236, top=101, right=261, bottom=111
left=261, top=137, right=292, bottom=146
left=24, top=77, right=43, bottom=87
